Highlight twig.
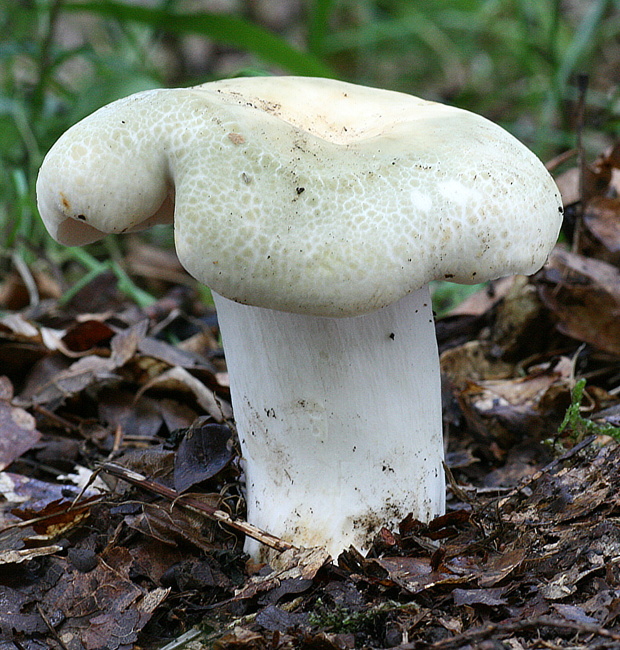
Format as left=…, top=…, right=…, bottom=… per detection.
left=572, top=73, right=589, bottom=252
left=545, top=147, right=577, bottom=172
left=442, top=461, right=473, bottom=505
left=33, top=405, right=80, bottom=433
left=36, top=603, right=71, bottom=650
left=99, top=461, right=296, bottom=553
left=418, top=615, right=620, bottom=648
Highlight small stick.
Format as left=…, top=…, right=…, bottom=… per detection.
left=545, top=147, right=577, bottom=172
left=573, top=73, right=589, bottom=252
left=36, top=602, right=71, bottom=650
left=425, top=614, right=620, bottom=648
left=99, top=461, right=296, bottom=553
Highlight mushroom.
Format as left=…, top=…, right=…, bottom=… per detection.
left=36, top=76, right=563, bottom=560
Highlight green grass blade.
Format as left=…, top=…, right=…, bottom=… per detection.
left=556, top=0, right=610, bottom=88
left=307, top=0, right=336, bottom=57
left=63, top=0, right=334, bottom=78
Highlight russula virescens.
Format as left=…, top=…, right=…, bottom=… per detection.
left=36, top=76, right=563, bottom=559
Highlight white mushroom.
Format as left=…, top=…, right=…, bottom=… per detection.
left=36, top=76, right=563, bottom=560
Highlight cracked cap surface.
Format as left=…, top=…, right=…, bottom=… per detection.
left=36, top=76, right=563, bottom=317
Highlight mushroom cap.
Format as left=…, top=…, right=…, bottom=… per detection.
left=36, top=76, right=563, bottom=317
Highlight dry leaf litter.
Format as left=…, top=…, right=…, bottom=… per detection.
left=2, top=145, right=620, bottom=648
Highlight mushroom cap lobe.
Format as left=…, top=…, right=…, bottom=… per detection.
left=36, top=76, right=563, bottom=317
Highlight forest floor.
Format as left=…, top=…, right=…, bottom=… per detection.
left=3, top=143, right=620, bottom=649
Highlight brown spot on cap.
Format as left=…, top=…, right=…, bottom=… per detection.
left=228, top=132, right=245, bottom=145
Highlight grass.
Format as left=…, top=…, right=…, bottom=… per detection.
left=324, top=0, right=620, bottom=155
left=558, top=379, right=620, bottom=442
left=2, top=0, right=620, bottom=286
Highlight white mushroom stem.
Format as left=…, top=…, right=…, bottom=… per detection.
left=212, top=286, right=445, bottom=561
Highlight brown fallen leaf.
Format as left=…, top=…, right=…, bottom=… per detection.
left=174, top=420, right=235, bottom=493
left=453, top=587, right=508, bottom=607
left=136, top=365, right=232, bottom=421
left=371, top=555, right=475, bottom=594
left=125, top=499, right=222, bottom=553
left=125, top=236, right=195, bottom=287
left=553, top=603, right=600, bottom=625
left=98, top=388, right=169, bottom=444
left=81, top=587, right=170, bottom=650
left=61, top=318, right=115, bottom=355
left=0, top=376, right=41, bottom=470
left=0, top=545, right=63, bottom=565
left=235, top=547, right=330, bottom=600
left=0, top=267, right=62, bottom=310
left=539, top=247, right=620, bottom=355
left=18, top=320, right=149, bottom=406
left=213, top=627, right=267, bottom=650
left=441, top=340, right=514, bottom=390
left=478, top=548, right=526, bottom=588
left=581, top=196, right=620, bottom=266
left=36, top=548, right=170, bottom=650
left=452, top=357, right=572, bottom=459
left=10, top=494, right=100, bottom=541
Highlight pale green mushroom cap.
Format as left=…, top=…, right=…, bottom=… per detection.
left=36, top=76, right=563, bottom=317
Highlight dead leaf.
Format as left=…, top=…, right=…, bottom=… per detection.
left=441, top=341, right=514, bottom=391
left=445, top=276, right=516, bottom=316
left=0, top=545, right=63, bottom=565
left=0, top=585, right=55, bottom=636
left=372, top=555, right=474, bottom=594
left=539, top=248, right=620, bottom=355
left=554, top=147, right=613, bottom=207
left=36, top=549, right=170, bottom=650
left=137, top=366, right=231, bottom=421
left=453, top=358, right=572, bottom=458
left=138, top=335, right=211, bottom=370
left=453, top=587, right=507, bottom=607
left=235, top=547, right=330, bottom=600
left=581, top=196, right=620, bottom=266
left=0, top=376, right=41, bottom=470
left=17, top=321, right=150, bottom=406
left=161, top=556, right=232, bottom=590
left=11, top=495, right=99, bottom=541
left=125, top=236, right=195, bottom=287
left=174, top=420, right=235, bottom=493
left=255, top=604, right=309, bottom=632
left=214, top=627, right=267, bottom=650
left=81, top=587, right=170, bottom=650
left=61, top=319, right=115, bottom=355
left=478, top=548, right=526, bottom=587
left=552, top=603, right=599, bottom=625
left=98, top=388, right=167, bottom=443
left=490, top=275, right=551, bottom=358
left=124, top=499, right=221, bottom=552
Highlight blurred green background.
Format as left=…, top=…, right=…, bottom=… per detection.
left=2, top=0, right=619, bottom=288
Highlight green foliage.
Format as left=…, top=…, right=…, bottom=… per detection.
left=558, top=379, right=620, bottom=441
left=325, top=0, right=620, bottom=156
left=309, top=598, right=419, bottom=638
left=58, top=246, right=156, bottom=307
left=431, top=281, right=485, bottom=317
left=0, top=0, right=335, bottom=265
left=64, top=1, right=333, bottom=78
left=307, top=0, right=337, bottom=58
left=309, top=599, right=384, bottom=635
left=0, top=0, right=165, bottom=257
